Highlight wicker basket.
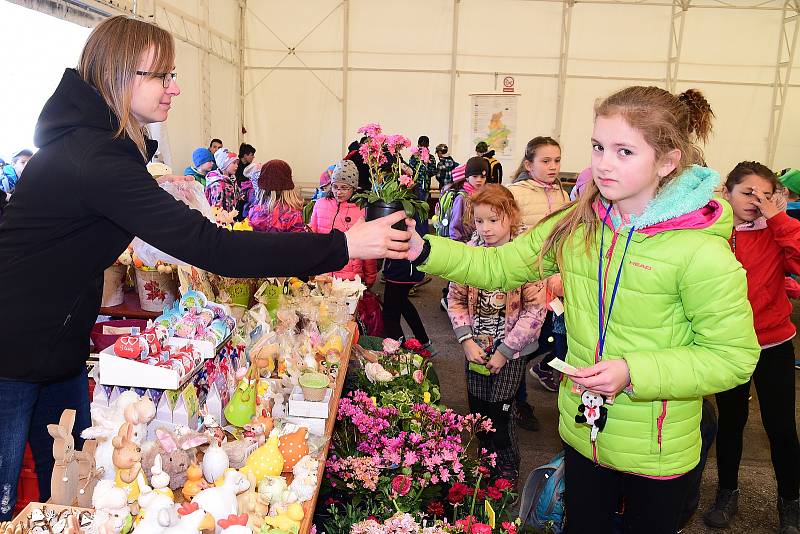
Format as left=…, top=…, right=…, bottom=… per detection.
left=134, top=269, right=179, bottom=312
left=101, top=264, right=128, bottom=307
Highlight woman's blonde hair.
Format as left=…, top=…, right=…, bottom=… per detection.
left=465, top=184, right=522, bottom=234
left=536, top=86, right=714, bottom=269
left=267, top=189, right=305, bottom=212
left=78, top=16, right=175, bottom=159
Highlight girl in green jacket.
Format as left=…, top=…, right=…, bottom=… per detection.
left=408, top=86, right=760, bottom=533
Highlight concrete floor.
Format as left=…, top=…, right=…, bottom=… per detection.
left=376, top=277, right=800, bottom=534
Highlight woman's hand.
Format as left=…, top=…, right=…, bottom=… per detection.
left=462, top=339, right=487, bottom=365
left=570, top=359, right=630, bottom=397
left=484, top=351, right=508, bottom=374
left=155, top=174, right=194, bottom=184
left=344, top=211, right=412, bottom=260
left=751, top=187, right=782, bottom=220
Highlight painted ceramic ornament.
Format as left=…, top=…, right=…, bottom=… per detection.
left=241, top=433, right=284, bottom=483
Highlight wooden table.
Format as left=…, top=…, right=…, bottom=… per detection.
left=98, top=291, right=160, bottom=320
left=298, top=321, right=356, bottom=534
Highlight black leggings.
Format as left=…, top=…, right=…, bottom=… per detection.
left=563, top=445, right=692, bottom=533
left=714, top=340, right=800, bottom=499
left=382, top=281, right=429, bottom=344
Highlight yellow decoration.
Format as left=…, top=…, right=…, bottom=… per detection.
left=232, top=219, right=253, bottom=232
left=424, top=392, right=431, bottom=404
left=241, top=434, right=284, bottom=483
left=485, top=499, right=496, bottom=528
left=263, top=503, right=304, bottom=531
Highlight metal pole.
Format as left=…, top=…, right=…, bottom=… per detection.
left=553, top=0, right=574, bottom=140
left=341, top=0, right=350, bottom=151
left=767, top=1, right=799, bottom=166
left=239, top=0, right=247, bottom=147
left=447, top=0, right=460, bottom=147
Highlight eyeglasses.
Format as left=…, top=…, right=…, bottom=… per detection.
left=136, top=70, right=178, bottom=88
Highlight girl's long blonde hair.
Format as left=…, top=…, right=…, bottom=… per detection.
left=266, top=189, right=304, bottom=212
left=78, top=16, right=175, bottom=159
left=536, top=86, right=714, bottom=269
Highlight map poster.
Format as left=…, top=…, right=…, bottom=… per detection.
left=470, top=94, right=519, bottom=158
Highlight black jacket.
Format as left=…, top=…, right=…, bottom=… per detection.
left=0, top=69, right=348, bottom=382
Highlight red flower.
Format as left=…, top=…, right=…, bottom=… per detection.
left=477, top=466, right=491, bottom=477
left=426, top=501, right=445, bottom=517
left=475, top=489, right=486, bottom=501
left=494, top=478, right=514, bottom=491
left=447, top=483, right=470, bottom=505
left=487, top=486, right=503, bottom=500
left=391, top=474, right=412, bottom=496
left=502, top=521, right=518, bottom=534
left=455, top=518, right=492, bottom=534
left=403, top=338, right=423, bottom=351
left=366, top=516, right=378, bottom=522
left=418, top=349, right=432, bottom=359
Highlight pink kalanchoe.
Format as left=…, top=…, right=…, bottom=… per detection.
left=420, top=147, right=431, bottom=163
left=391, top=474, right=412, bottom=496
left=383, top=338, right=401, bottom=354
left=412, top=369, right=425, bottom=384
left=399, top=174, right=414, bottom=188
left=357, top=122, right=382, bottom=136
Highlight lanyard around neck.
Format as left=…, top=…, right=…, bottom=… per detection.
left=597, top=205, right=636, bottom=361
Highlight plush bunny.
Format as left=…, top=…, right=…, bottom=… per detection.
left=112, top=422, right=149, bottom=504
left=48, top=409, right=79, bottom=506
left=133, top=486, right=176, bottom=534
left=141, top=428, right=208, bottom=490
left=76, top=439, right=103, bottom=508
left=82, top=391, right=156, bottom=481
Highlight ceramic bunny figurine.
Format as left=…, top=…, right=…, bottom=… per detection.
left=112, top=422, right=149, bottom=504
left=149, top=454, right=173, bottom=501
left=48, top=409, right=79, bottom=506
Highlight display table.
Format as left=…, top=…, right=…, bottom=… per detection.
left=98, top=291, right=160, bottom=320
left=297, top=321, right=355, bottom=534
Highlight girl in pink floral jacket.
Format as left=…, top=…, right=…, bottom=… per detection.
left=447, top=184, right=547, bottom=484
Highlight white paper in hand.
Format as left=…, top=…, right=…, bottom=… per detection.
left=547, top=358, right=578, bottom=376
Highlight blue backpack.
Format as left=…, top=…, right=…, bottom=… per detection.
left=519, top=450, right=566, bottom=534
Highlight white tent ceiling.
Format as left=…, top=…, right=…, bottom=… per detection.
left=9, top=0, right=800, bottom=187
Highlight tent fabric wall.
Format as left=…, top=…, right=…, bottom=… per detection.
left=9, top=0, right=800, bottom=188
left=243, top=0, right=800, bottom=188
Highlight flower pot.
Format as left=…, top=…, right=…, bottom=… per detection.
left=101, top=264, right=128, bottom=307
left=365, top=200, right=407, bottom=231
left=134, top=269, right=178, bottom=312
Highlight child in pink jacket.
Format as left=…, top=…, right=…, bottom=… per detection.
left=310, top=160, right=377, bottom=285
left=447, top=184, right=547, bottom=485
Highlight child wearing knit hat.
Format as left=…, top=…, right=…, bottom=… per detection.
left=184, top=147, right=215, bottom=187
left=310, top=160, right=377, bottom=285
left=249, top=160, right=307, bottom=233
left=205, top=148, right=239, bottom=212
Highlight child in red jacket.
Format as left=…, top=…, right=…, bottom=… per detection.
left=704, top=161, right=800, bottom=532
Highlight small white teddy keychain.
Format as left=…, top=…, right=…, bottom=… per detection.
left=575, top=390, right=608, bottom=442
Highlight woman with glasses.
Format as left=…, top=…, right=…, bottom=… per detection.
left=0, top=16, right=409, bottom=518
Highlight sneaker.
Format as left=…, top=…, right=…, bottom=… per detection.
left=422, top=341, right=438, bottom=357
left=778, top=497, right=800, bottom=534
left=529, top=361, right=559, bottom=392
left=703, top=488, right=739, bottom=529
left=408, top=286, right=418, bottom=297
left=795, top=359, right=800, bottom=370
left=440, top=298, right=448, bottom=311
left=515, top=402, right=540, bottom=431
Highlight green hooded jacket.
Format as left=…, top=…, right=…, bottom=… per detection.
left=421, top=165, right=759, bottom=476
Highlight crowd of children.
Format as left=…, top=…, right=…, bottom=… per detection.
left=173, top=84, right=798, bottom=532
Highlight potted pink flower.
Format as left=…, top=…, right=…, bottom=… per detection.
left=351, top=123, right=430, bottom=228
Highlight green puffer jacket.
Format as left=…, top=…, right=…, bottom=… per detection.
left=421, top=166, right=759, bottom=476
